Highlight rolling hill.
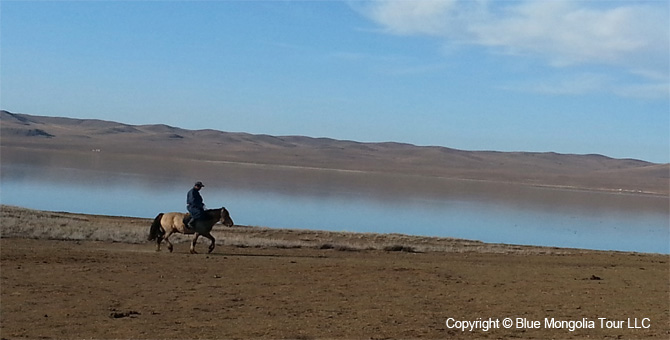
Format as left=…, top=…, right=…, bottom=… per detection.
left=1, top=110, right=668, bottom=195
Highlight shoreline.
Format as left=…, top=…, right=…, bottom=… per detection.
left=1, top=205, right=666, bottom=255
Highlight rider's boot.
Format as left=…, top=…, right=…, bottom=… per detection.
left=186, top=217, right=196, bottom=230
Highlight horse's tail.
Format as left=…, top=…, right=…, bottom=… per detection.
left=148, top=213, right=165, bottom=241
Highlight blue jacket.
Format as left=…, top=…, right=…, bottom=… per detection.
left=187, top=188, right=204, bottom=210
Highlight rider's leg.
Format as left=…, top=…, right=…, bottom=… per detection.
left=186, top=208, right=200, bottom=230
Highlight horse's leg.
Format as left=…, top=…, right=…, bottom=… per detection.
left=203, top=233, right=216, bottom=253
left=155, top=234, right=163, bottom=252
left=163, top=230, right=174, bottom=253
left=190, top=232, right=200, bottom=254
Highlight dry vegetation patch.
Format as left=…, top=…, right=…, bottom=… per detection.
left=1, top=205, right=588, bottom=255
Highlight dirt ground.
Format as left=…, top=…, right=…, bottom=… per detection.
left=1, top=236, right=668, bottom=339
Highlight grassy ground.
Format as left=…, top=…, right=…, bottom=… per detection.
left=1, top=205, right=587, bottom=255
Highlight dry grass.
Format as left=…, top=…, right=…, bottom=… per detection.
left=1, top=205, right=595, bottom=255
left=2, top=207, right=137, bottom=242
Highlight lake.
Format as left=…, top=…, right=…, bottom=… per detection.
left=1, top=160, right=668, bottom=254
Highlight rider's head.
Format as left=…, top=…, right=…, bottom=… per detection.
left=194, top=181, right=204, bottom=190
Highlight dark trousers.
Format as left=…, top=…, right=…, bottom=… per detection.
left=187, top=206, right=205, bottom=221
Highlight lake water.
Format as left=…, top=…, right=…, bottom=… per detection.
left=1, top=162, right=668, bottom=254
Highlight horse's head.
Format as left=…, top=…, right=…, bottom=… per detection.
left=220, top=207, right=234, bottom=227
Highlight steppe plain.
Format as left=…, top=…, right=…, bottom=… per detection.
left=2, top=206, right=669, bottom=339
left=1, top=111, right=669, bottom=339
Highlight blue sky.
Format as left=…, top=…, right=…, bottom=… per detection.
left=1, top=0, right=668, bottom=163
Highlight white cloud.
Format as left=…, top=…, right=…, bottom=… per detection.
left=614, top=82, right=670, bottom=100
left=470, top=1, right=667, bottom=68
left=361, top=0, right=458, bottom=35
left=501, top=73, right=612, bottom=96
left=501, top=72, right=670, bottom=100
left=353, top=0, right=669, bottom=96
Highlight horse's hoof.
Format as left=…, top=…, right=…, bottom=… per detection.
left=190, top=249, right=197, bottom=254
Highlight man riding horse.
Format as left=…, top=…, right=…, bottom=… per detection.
left=186, top=181, right=206, bottom=230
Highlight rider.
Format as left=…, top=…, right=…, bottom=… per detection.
left=186, top=181, right=206, bottom=230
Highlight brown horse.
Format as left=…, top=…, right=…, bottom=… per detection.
left=147, top=207, right=234, bottom=254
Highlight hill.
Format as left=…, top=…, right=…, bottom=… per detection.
left=1, top=110, right=668, bottom=195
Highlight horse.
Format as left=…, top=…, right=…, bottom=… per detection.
left=147, top=207, right=234, bottom=254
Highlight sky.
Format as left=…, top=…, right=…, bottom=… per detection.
left=1, top=0, right=668, bottom=163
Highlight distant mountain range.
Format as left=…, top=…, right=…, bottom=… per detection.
left=2, top=110, right=668, bottom=195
